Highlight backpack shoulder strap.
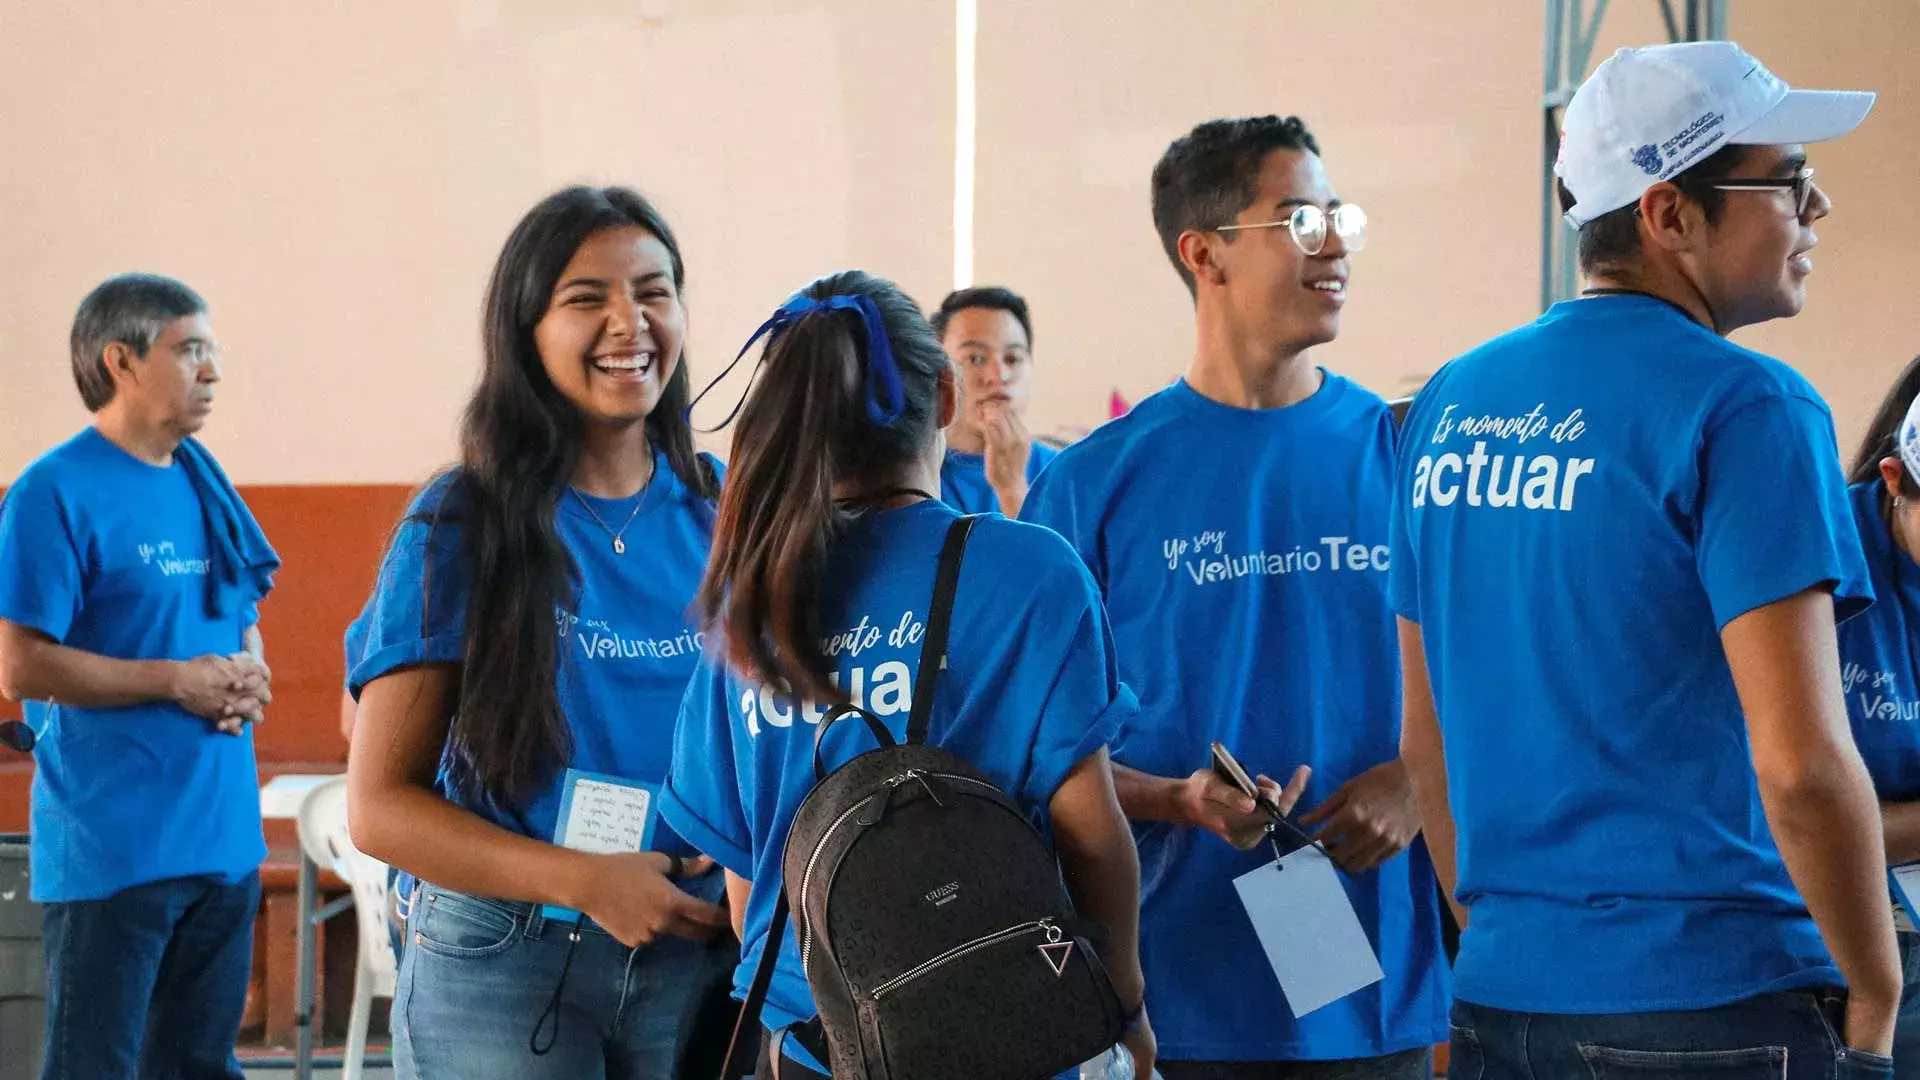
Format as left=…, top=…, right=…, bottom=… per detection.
left=719, top=890, right=788, bottom=1080
left=906, top=515, right=978, bottom=746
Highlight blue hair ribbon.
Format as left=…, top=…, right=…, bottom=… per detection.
left=688, top=290, right=907, bottom=433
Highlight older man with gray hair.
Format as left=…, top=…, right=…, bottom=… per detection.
left=0, top=273, right=279, bottom=1079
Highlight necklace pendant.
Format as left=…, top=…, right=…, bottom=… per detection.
left=612, top=537, right=626, bottom=555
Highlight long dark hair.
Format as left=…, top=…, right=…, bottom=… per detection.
left=425, top=185, right=717, bottom=811
left=697, top=271, right=948, bottom=706
left=1849, top=355, right=1920, bottom=514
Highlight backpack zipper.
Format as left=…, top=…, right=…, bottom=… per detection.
left=798, top=792, right=880, bottom=974
left=868, top=918, right=1059, bottom=1000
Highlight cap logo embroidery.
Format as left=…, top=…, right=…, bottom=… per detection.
left=1630, top=144, right=1664, bottom=176
left=1661, top=111, right=1725, bottom=158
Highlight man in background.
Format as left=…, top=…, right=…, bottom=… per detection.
left=933, top=285, right=1059, bottom=517
left=0, top=273, right=278, bottom=1079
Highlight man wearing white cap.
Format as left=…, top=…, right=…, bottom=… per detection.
left=1390, top=40, right=1900, bottom=1076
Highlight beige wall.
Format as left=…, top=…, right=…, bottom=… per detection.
left=2, top=1, right=1914, bottom=481
left=978, top=0, right=1920, bottom=451
left=0, top=0, right=953, bottom=482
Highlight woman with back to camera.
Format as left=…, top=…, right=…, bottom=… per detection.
left=346, top=185, right=734, bottom=1078
left=660, top=270, right=1169, bottom=1078
left=1841, top=355, right=1920, bottom=1076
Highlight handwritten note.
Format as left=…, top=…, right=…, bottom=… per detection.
left=1233, top=846, right=1384, bottom=1018
left=560, top=777, right=654, bottom=854
left=1892, top=864, right=1920, bottom=926
left=543, top=770, right=660, bottom=921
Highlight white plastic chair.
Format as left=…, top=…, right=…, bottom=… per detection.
left=295, top=776, right=398, bottom=1080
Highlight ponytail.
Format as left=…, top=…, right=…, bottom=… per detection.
left=697, top=272, right=949, bottom=705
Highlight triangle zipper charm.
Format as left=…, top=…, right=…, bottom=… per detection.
left=1038, top=939, right=1075, bottom=977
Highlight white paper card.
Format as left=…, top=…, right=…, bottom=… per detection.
left=1891, top=863, right=1920, bottom=926
left=1232, top=845, right=1384, bottom=1018
left=542, top=770, right=660, bottom=921
left=559, top=777, right=655, bottom=854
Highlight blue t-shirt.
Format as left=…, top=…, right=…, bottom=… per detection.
left=0, top=428, right=267, bottom=902
left=1837, top=480, right=1920, bottom=801
left=1021, top=375, right=1451, bottom=1062
left=350, top=450, right=717, bottom=852
left=940, top=440, right=1060, bottom=514
left=660, top=499, right=1136, bottom=1041
left=1388, top=293, right=1872, bottom=1013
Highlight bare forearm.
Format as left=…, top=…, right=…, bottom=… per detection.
left=1883, top=800, right=1920, bottom=866
left=1059, top=832, right=1143, bottom=1009
left=1111, top=762, right=1186, bottom=825
left=242, top=625, right=263, bottom=661
left=1725, top=593, right=1902, bottom=1014
left=1397, top=617, right=1466, bottom=925
left=1052, top=758, right=1146, bottom=1009
left=1400, top=743, right=1465, bottom=927
left=1, top=635, right=177, bottom=709
left=350, top=780, right=593, bottom=911
left=1761, top=762, right=1900, bottom=1005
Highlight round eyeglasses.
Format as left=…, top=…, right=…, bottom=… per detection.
left=1213, top=203, right=1368, bottom=256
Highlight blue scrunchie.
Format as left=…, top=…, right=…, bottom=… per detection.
left=689, top=290, right=907, bottom=431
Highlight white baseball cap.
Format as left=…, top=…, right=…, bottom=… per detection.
left=1898, top=392, right=1920, bottom=483
left=1556, top=41, right=1875, bottom=227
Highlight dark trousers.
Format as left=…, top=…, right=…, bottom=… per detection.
left=1451, top=989, right=1893, bottom=1080
left=1159, top=1047, right=1431, bottom=1080
left=40, top=872, right=260, bottom=1080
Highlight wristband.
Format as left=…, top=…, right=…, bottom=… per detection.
left=664, top=852, right=685, bottom=880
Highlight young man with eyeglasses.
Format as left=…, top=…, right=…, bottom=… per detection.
left=0, top=274, right=277, bottom=1079
left=1392, top=42, right=1899, bottom=1077
left=1023, top=116, right=1449, bottom=1079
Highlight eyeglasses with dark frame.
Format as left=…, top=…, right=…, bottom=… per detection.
left=1704, top=167, right=1818, bottom=218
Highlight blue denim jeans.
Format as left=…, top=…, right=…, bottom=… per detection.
left=1450, top=989, right=1894, bottom=1080
left=392, top=870, right=732, bottom=1080
left=1894, top=931, right=1920, bottom=1078
left=40, top=871, right=261, bottom=1080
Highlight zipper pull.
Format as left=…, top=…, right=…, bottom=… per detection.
left=916, top=771, right=946, bottom=807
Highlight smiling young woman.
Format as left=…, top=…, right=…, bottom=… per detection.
left=343, top=186, right=734, bottom=1080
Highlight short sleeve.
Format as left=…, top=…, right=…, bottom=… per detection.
left=1019, top=460, right=1105, bottom=592
left=659, top=653, right=755, bottom=874
left=1696, top=394, right=1872, bottom=628
left=1388, top=449, right=1420, bottom=624
left=346, top=488, right=470, bottom=695
left=1386, top=389, right=1434, bottom=624
left=1008, top=557, right=1138, bottom=807
left=0, top=472, right=85, bottom=642
left=342, top=601, right=373, bottom=686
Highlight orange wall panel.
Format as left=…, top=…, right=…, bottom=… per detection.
left=244, top=483, right=415, bottom=763
left=0, top=483, right=416, bottom=832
